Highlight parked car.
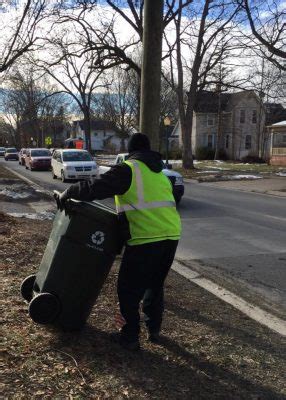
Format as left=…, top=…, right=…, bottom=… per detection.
left=98, top=153, right=185, bottom=203
left=51, top=149, right=98, bottom=182
left=4, top=147, right=18, bottom=161
left=25, top=148, right=52, bottom=171
left=0, top=147, right=6, bottom=157
left=18, top=148, right=27, bottom=165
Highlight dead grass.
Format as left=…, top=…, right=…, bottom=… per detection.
left=1, top=213, right=286, bottom=399
left=174, top=161, right=283, bottom=180
left=0, top=163, right=20, bottom=180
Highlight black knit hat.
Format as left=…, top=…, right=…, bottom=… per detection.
left=128, top=133, right=151, bottom=153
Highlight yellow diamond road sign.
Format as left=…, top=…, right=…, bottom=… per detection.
left=45, top=136, right=52, bottom=145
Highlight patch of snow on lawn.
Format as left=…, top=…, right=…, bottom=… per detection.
left=0, top=189, right=31, bottom=199
left=196, top=171, right=218, bottom=174
left=207, top=166, right=231, bottom=170
left=7, top=211, right=55, bottom=220
left=276, top=172, right=286, bottom=177
left=226, top=175, right=263, bottom=180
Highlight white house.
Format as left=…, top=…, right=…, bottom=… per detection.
left=71, top=120, right=129, bottom=153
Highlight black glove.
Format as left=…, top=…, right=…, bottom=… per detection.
left=54, top=190, right=70, bottom=211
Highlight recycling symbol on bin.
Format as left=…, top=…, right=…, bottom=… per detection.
left=91, top=231, right=105, bottom=246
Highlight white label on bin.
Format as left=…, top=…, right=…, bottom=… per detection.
left=91, top=231, right=105, bottom=246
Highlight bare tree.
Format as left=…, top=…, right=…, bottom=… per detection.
left=92, top=66, right=139, bottom=149
left=34, top=32, right=108, bottom=152
left=240, top=0, right=286, bottom=70
left=0, top=0, right=47, bottom=73
left=1, top=67, right=68, bottom=147
left=53, top=0, right=194, bottom=148
left=164, top=0, right=241, bottom=168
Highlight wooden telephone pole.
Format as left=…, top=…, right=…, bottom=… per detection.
left=139, top=0, right=164, bottom=151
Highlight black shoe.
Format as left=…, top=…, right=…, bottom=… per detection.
left=148, top=332, right=161, bottom=344
left=110, top=332, right=140, bottom=351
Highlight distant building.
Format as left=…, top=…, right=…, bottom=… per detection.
left=268, top=121, right=286, bottom=166
left=71, top=120, right=129, bottom=152
left=264, top=103, right=286, bottom=126
left=172, top=90, right=265, bottom=160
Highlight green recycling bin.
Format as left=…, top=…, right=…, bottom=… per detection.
left=20, top=198, right=122, bottom=330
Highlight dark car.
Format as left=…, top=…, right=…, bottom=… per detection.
left=25, top=148, right=52, bottom=171
left=4, top=147, right=18, bottom=161
left=18, top=148, right=27, bottom=165
left=0, top=147, right=6, bottom=157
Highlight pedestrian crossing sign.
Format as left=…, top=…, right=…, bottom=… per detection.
left=45, top=136, right=52, bottom=145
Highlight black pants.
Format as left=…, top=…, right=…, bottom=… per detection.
left=117, top=239, right=178, bottom=341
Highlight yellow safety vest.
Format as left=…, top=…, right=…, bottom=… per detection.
left=115, top=160, right=181, bottom=245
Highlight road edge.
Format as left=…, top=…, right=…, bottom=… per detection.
left=4, top=166, right=53, bottom=198
left=172, top=261, right=286, bottom=337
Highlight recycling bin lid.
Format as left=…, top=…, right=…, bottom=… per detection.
left=66, top=199, right=117, bottom=219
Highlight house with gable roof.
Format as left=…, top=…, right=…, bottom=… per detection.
left=172, top=90, right=265, bottom=160
left=71, top=120, right=129, bottom=152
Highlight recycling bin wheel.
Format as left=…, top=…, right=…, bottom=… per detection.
left=20, top=274, right=36, bottom=302
left=29, top=293, right=61, bottom=324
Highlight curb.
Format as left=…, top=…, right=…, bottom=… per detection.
left=4, top=166, right=54, bottom=199
left=172, top=261, right=286, bottom=337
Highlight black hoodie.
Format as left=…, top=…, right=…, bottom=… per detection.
left=64, top=150, right=163, bottom=202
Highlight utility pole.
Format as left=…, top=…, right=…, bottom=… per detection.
left=139, top=0, right=164, bottom=151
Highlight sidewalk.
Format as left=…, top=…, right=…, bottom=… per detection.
left=199, top=176, right=286, bottom=197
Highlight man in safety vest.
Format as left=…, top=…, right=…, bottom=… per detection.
left=55, top=133, right=181, bottom=350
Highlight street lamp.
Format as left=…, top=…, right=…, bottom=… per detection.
left=163, top=116, right=171, bottom=168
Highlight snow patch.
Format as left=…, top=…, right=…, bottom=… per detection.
left=0, top=189, right=32, bottom=199
left=207, top=166, right=231, bottom=171
left=7, top=211, right=55, bottom=220
left=225, top=175, right=263, bottom=180
left=196, top=171, right=218, bottom=174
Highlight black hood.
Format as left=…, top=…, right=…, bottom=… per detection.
left=127, top=150, right=163, bottom=173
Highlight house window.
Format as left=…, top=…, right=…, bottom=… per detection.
left=252, top=110, right=257, bottom=124
left=245, top=135, right=252, bottom=150
left=283, top=135, right=286, bottom=143
left=207, top=134, right=214, bottom=148
left=207, top=114, right=214, bottom=126
left=225, top=134, right=230, bottom=149
left=240, top=110, right=245, bottom=124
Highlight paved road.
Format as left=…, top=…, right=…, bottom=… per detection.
left=178, top=180, right=286, bottom=317
left=2, top=159, right=286, bottom=317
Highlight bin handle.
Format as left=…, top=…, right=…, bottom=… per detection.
left=53, top=190, right=72, bottom=213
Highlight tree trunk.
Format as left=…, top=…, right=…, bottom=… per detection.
left=83, top=109, right=92, bottom=153
left=214, top=91, right=222, bottom=160
left=176, top=0, right=211, bottom=169
left=182, top=90, right=195, bottom=169
left=139, top=0, right=164, bottom=150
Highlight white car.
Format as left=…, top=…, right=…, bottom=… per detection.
left=99, top=153, right=184, bottom=203
left=51, top=149, right=98, bottom=182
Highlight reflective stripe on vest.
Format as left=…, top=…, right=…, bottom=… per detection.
left=116, top=160, right=176, bottom=213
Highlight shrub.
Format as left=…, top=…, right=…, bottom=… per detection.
left=169, top=149, right=182, bottom=160
left=196, top=146, right=215, bottom=160
left=216, top=149, right=228, bottom=161
left=241, top=154, right=265, bottom=164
